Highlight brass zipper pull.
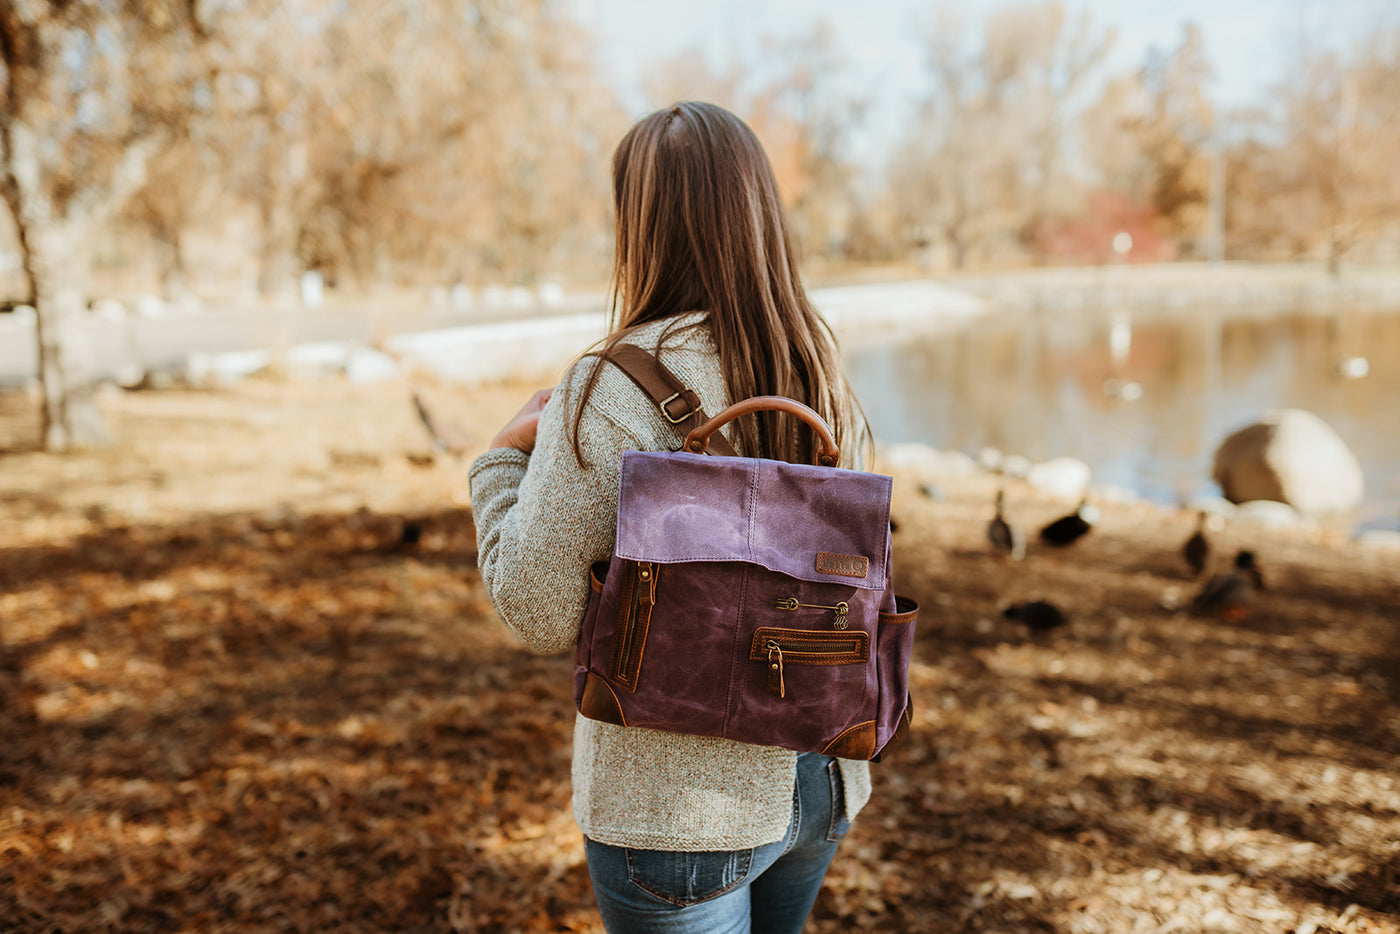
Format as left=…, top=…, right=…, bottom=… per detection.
left=773, top=597, right=850, bottom=630
left=766, top=640, right=785, bottom=699
left=638, top=562, right=657, bottom=605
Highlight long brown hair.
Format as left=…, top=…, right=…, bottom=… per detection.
left=573, top=101, right=863, bottom=465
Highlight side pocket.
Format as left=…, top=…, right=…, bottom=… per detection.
left=573, top=562, right=610, bottom=713
left=609, top=560, right=657, bottom=693
left=874, top=595, right=918, bottom=758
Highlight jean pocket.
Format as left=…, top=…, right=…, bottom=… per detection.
left=826, top=760, right=852, bottom=842
left=625, top=846, right=755, bottom=907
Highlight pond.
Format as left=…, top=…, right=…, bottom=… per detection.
left=846, top=303, right=1400, bottom=533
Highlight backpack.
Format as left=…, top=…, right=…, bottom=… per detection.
left=572, top=345, right=917, bottom=760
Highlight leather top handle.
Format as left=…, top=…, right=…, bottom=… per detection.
left=682, top=396, right=840, bottom=467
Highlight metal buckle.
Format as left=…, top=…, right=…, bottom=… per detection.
left=659, top=390, right=696, bottom=424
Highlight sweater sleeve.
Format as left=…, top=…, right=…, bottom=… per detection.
left=469, top=357, right=646, bottom=656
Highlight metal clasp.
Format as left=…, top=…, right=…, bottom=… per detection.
left=659, top=390, right=698, bottom=424
left=774, top=597, right=850, bottom=630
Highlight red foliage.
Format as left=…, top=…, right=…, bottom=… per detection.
left=1033, top=191, right=1174, bottom=264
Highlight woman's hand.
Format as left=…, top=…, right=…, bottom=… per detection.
left=489, top=387, right=554, bottom=454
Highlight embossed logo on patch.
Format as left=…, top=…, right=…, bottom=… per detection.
left=815, top=552, right=869, bottom=579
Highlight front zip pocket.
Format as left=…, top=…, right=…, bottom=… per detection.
left=610, top=560, right=657, bottom=692
left=749, top=627, right=870, bottom=699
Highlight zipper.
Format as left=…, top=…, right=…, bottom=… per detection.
left=767, top=641, right=785, bottom=699
left=749, top=626, right=869, bottom=699
left=610, top=561, right=656, bottom=691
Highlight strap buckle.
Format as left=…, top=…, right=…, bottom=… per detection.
left=659, top=390, right=699, bottom=424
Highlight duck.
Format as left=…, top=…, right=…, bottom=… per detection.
left=987, top=489, right=1026, bottom=560
left=1003, top=599, right=1067, bottom=633
left=1039, top=498, right=1099, bottom=547
left=1182, top=511, right=1210, bottom=577
left=1190, top=550, right=1266, bottom=621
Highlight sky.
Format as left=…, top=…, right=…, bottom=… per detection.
left=572, top=0, right=1395, bottom=154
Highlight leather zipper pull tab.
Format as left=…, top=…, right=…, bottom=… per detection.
left=767, top=641, right=785, bottom=699
left=638, top=562, right=657, bottom=605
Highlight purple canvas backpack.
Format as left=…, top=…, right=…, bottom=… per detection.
left=573, top=346, right=917, bottom=760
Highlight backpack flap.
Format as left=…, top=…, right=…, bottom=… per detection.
left=614, top=450, right=892, bottom=589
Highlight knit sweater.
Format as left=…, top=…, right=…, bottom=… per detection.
left=469, top=312, right=872, bottom=851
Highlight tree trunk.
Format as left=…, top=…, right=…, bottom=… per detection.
left=949, top=233, right=967, bottom=271
left=1, top=123, right=109, bottom=450
left=258, top=197, right=301, bottom=300
left=1326, top=233, right=1344, bottom=279
left=27, top=224, right=108, bottom=449
left=158, top=224, right=192, bottom=303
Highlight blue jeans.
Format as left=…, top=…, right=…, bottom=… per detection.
left=584, top=752, right=851, bottom=934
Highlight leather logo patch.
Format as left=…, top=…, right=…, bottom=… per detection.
left=815, top=552, right=869, bottom=579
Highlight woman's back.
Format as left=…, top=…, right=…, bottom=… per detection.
left=469, top=101, right=876, bottom=933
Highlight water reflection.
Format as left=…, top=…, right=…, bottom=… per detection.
left=847, top=304, right=1400, bottom=531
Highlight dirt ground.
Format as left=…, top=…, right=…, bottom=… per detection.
left=1, top=373, right=1398, bottom=934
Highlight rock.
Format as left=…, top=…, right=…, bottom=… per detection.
left=880, top=443, right=977, bottom=479
left=1001, top=454, right=1032, bottom=479
left=345, top=348, right=400, bottom=384
left=1211, top=410, right=1364, bottom=517
left=286, top=341, right=350, bottom=375
left=90, top=299, right=128, bottom=321
left=185, top=349, right=270, bottom=386
left=134, top=293, right=167, bottom=318
left=1027, top=457, right=1091, bottom=499
left=114, top=363, right=146, bottom=389
left=1233, top=499, right=1308, bottom=528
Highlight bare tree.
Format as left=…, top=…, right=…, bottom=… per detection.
left=1277, top=16, right=1400, bottom=274
left=642, top=44, right=744, bottom=113
left=120, top=136, right=211, bottom=301
left=747, top=23, right=868, bottom=261
left=994, top=3, right=1114, bottom=256
left=642, top=24, right=867, bottom=265
left=112, top=0, right=625, bottom=298
left=1080, top=23, right=1216, bottom=257
left=890, top=2, right=1112, bottom=269
left=0, top=0, right=204, bottom=448
left=1215, top=10, right=1400, bottom=271
left=257, top=0, right=621, bottom=289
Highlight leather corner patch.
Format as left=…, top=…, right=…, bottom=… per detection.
left=822, top=719, right=877, bottom=759
left=815, top=552, right=869, bottom=579
left=580, top=671, right=627, bottom=727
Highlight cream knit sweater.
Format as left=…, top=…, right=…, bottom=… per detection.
left=469, top=313, right=872, bottom=851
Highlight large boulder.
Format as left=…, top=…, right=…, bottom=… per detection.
left=1211, top=410, right=1363, bottom=517
left=1026, top=456, right=1092, bottom=499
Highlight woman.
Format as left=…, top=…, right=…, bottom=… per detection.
left=469, top=101, right=871, bottom=933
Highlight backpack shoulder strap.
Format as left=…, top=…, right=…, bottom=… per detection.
left=603, top=343, right=739, bottom=457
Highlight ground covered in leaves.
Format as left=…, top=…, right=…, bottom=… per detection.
left=1, top=376, right=1397, bottom=933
